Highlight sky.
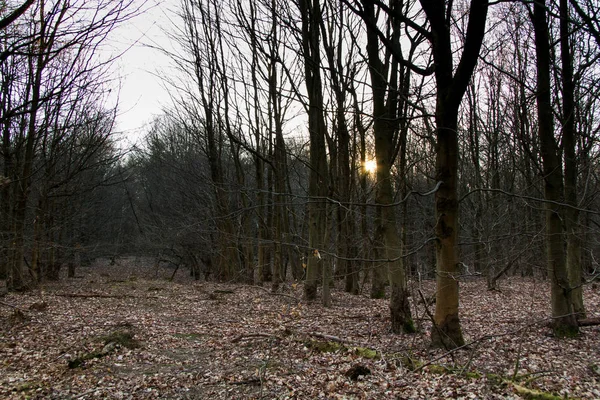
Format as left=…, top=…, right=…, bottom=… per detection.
left=108, top=0, right=176, bottom=146
left=106, top=0, right=310, bottom=148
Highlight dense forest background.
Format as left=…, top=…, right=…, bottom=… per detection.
left=2, top=0, right=600, bottom=347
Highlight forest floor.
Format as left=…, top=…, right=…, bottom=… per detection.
left=0, top=258, right=599, bottom=399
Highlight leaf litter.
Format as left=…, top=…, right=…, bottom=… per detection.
left=0, top=257, right=599, bottom=399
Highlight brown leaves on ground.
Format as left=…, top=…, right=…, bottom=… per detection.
left=0, top=258, right=599, bottom=399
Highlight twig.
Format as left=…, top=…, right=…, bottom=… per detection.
left=417, top=289, right=450, bottom=351
left=0, top=299, right=20, bottom=309
left=579, top=317, right=600, bottom=327
left=229, top=378, right=261, bottom=386
left=56, top=293, right=158, bottom=299
left=309, top=332, right=345, bottom=343
left=73, top=388, right=109, bottom=399
left=249, top=285, right=301, bottom=302
left=459, top=187, right=600, bottom=216
left=231, top=333, right=279, bottom=343
left=414, top=315, right=556, bottom=373
left=459, top=340, right=480, bottom=376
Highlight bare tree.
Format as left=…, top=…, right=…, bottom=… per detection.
left=1, top=0, right=138, bottom=289
left=531, top=0, right=579, bottom=336
left=296, top=0, right=331, bottom=305
left=0, top=0, right=35, bottom=30
left=419, top=0, right=489, bottom=348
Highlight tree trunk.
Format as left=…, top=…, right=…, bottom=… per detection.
left=10, top=26, right=44, bottom=290
left=351, top=79, right=371, bottom=295
left=532, top=0, right=579, bottom=336
left=560, top=0, right=585, bottom=319
left=430, top=116, right=464, bottom=347
left=370, top=215, right=387, bottom=299
left=361, top=0, right=413, bottom=332
left=299, top=0, right=329, bottom=305
left=0, top=66, right=15, bottom=281
left=419, top=0, right=488, bottom=348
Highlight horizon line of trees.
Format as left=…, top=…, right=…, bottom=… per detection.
left=0, top=0, right=142, bottom=287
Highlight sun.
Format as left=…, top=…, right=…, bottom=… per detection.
left=364, top=159, right=377, bottom=174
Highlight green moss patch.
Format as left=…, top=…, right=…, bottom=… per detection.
left=511, top=383, right=569, bottom=400
left=100, top=330, right=140, bottom=349
left=13, top=380, right=42, bottom=393
left=306, top=340, right=379, bottom=359
left=353, top=347, right=379, bottom=359
left=174, top=332, right=204, bottom=341
left=68, top=328, right=139, bottom=369
left=307, top=340, right=343, bottom=353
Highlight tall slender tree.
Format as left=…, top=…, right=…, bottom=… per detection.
left=560, top=0, right=585, bottom=319
left=297, top=0, right=331, bottom=305
left=359, top=0, right=415, bottom=333
left=419, top=0, right=489, bottom=348
left=531, top=0, right=579, bottom=336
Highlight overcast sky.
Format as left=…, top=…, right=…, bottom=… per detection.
left=109, top=0, right=176, bottom=146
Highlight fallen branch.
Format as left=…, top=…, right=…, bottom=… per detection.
left=57, top=293, right=129, bottom=298
left=308, top=332, right=346, bottom=343
left=414, top=315, right=556, bottom=373
left=250, top=285, right=301, bottom=302
left=579, top=317, right=600, bottom=327
left=73, top=388, right=110, bottom=399
left=510, top=381, right=564, bottom=400
left=229, top=378, right=261, bottom=386
left=231, top=333, right=279, bottom=343
left=418, top=289, right=450, bottom=351
left=0, top=299, right=20, bottom=309
left=56, top=293, right=158, bottom=299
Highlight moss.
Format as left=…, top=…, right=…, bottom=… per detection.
left=307, top=340, right=343, bottom=353
left=403, top=319, right=417, bottom=334
left=553, top=324, right=579, bottom=338
left=14, top=381, right=40, bottom=392
left=486, top=373, right=505, bottom=386
left=425, top=364, right=482, bottom=379
left=101, top=330, right=139, bottom=349
left=174, top=333, right=204, bottom=341
left=307, top=340, right=380, bottom=360
left=511, top=383, right=567, bottom=400
left=427, top=364, right=450, bottom=374
left=397, top=356, right=413, bottom=370
left=353, top=347, right=379, bottom=359
left=463, top=371, right=482, bottom=379
left=485, top=373, right=571, bottom=400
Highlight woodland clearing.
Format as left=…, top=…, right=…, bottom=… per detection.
left=0, top=258, right=599, bottom=399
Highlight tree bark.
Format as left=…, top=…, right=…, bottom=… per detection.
left=531, top=0, right=579, bottom=337
left=361, top=0, right=413, bottom=332
left=419, top=0, right=489, bottom=348
left=320, top=2, right=358, bottom=294
left=10, top=2, right=47, bottom=290
left=560, top=0, right=585, bottom=319
left=298, top=0, right=329, bottom=305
